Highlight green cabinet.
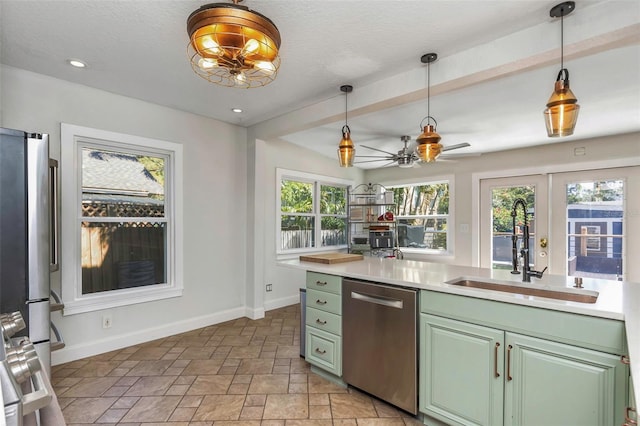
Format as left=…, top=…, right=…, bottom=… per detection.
left=420, top=291, right=629, bottom=426
left=505, top=332, right=627, bottom=426
left=305, top=272, right=342, bottom=377
left=421, top=314, right=504, bottom=425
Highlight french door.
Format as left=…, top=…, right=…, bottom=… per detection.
left=480, top=167, right=639, bottom=281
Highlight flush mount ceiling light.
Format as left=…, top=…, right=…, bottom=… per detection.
left=544, top=1, right=579, bottom=137
left=416, top=53, right=442, bottom=163
left=337, top=85, right=355, bottom=168
left=187, top=0, right=281, bottom=88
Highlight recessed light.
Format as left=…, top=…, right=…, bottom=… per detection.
left=67, top=59, right=87, bottom=68
left=231, top=108, right=243, bottom=113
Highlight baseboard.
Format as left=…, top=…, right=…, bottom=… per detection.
left=51, top=306, right=246, bottom=365
left=264, top=294, right=300, bottom=312
left=244, top=306, right=265, bottom=320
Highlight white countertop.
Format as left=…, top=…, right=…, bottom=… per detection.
left=280, top=256, right=639, bottom=409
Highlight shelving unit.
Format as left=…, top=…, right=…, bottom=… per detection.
left=347, top=183, right=397, bottom=256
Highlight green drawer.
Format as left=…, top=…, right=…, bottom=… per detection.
left=307, top=288, right=342, bottom=315
left=306, top=272, right=342, bottom=295
left=306, top=327, right=342, bottom=376
left=306, top=307, right=341, bottom=336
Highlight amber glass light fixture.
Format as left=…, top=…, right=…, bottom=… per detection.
left=337, top=85, right=355, bottom=167
left=187, top=0, right=281, bottom=88
left=416, top=53, right=442, bottom=162
left=544, top=1, right=579, bottom=137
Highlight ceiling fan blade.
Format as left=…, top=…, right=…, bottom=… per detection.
left=381, top=161, right=398, bottom=168
left=354, top=158, right=394, bottom=164
left=360, top=145, right=397, bottom=156
left=355, top=154, right=394, bottom=159
left=442, top=142, right=471, bottom=152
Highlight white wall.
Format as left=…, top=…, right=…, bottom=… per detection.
left=1, top=65, right=249, bottom=364
left=248, top=135, right=364, bottom=311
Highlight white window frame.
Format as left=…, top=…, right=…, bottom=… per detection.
left=276, top=168, right=352, bottom=255
left=387, top=178, right=453, bottom=255
left=60, top=124, right=183, bottom=315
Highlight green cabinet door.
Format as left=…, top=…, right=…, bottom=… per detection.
left=504, top=332, right=628, bottom=426
left=420, top=314, right=505, bottom=426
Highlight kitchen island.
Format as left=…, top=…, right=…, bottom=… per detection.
left=279, top=256, right=639, bottom=422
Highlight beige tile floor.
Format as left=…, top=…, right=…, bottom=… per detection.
left=52, top=304, right=423, bottom=425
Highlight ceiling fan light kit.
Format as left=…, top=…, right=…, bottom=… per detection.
left=187, top=0, right=281, bottom=88
left=544, top=1, right=579, bottom=137
left=338, top=85, right=356, bottom=167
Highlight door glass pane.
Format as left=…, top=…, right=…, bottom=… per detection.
left=491, top=186, right=535, bottom=270
left=566, top=180, right=624, bottom=280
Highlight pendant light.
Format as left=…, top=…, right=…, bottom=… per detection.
left=544, top=1, right=579, bottom=137
left=338, top=85, right=355, bottom=167
left=187, top=0, right=281, bottom=88
left=416, top=53, right=442, bottom=163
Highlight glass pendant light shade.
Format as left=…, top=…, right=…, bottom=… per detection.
left=337, top=85, right=355, bottom=167
left=338, top=126, right=355, bottom=167
left=545, top=2, right=579, bottom=137
left=416, top=119, right=442, bottom=162
left=544, top=70, right=580, bottom=137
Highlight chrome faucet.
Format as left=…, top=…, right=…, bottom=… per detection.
left=510, top=198, right=547, bottom=282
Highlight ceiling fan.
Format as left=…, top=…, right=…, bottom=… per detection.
left=355, top=135, right=471, bottom=168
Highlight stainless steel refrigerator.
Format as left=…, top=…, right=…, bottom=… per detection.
left=0, top=127, right=57, bottom=370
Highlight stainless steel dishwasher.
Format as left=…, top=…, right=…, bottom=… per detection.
left=342, top=278, right=418, bottom=414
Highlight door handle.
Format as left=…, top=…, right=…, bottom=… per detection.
left=507, top=344, right=513, bottom=381
left=49, top=159, right=59, bottom=272
left=350, top=291, right=403, bottom=309
left=494, top=342, right=501, bottom=378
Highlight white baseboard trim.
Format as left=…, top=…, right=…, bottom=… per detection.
left=245, top=306, right=265, bottom=320
left=264, top=294, right=300, bottom=312
left=51, top=306, right=246, bottom=365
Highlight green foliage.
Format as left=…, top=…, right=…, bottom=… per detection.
left=138, top=156, right=165, bottom=186
left=567, top=181, right=623, bottom=204
left=280, top=181, right=346, bottom=231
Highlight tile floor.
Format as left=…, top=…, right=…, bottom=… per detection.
left=51, top=304, right=423, bottom=425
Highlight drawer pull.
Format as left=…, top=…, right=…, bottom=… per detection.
left=315, top=299, right=327, bottom=305
left=316, top=280, right=327, bottom=286
left=494, top=342, right=501, bottom=378
left=621, top=355, right=631, bottom=365
left=507, top=345, right=513, bottom=381
left=625, top=407, right=637, bottom=425
left=316, top=319, right=327, bottom=325
left=315, top=348, right=327, bottom=355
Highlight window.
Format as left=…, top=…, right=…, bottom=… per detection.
left=390, top=181, right=451, bottom=253
left=277, top=169, right=350, bottom=254
left=61, top=124, right=183, bottom=314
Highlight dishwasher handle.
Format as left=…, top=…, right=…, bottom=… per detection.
left=350, top=291, right=404, bottom=309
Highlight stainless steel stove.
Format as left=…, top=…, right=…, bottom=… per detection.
left=1, top=311, right=52, bottom=426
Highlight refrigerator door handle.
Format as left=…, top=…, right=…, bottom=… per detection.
left=49, top=158, right=59, bottom=272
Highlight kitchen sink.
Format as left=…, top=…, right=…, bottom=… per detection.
left=445, top=279, right=599, bottom=304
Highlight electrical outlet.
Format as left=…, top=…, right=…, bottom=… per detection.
left=102, top=314, right=112, bottom=329
left=266, top=284, right=273, bottom=292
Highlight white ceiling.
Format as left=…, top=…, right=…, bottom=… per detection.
left=1, top=1, right=639, bottom=169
